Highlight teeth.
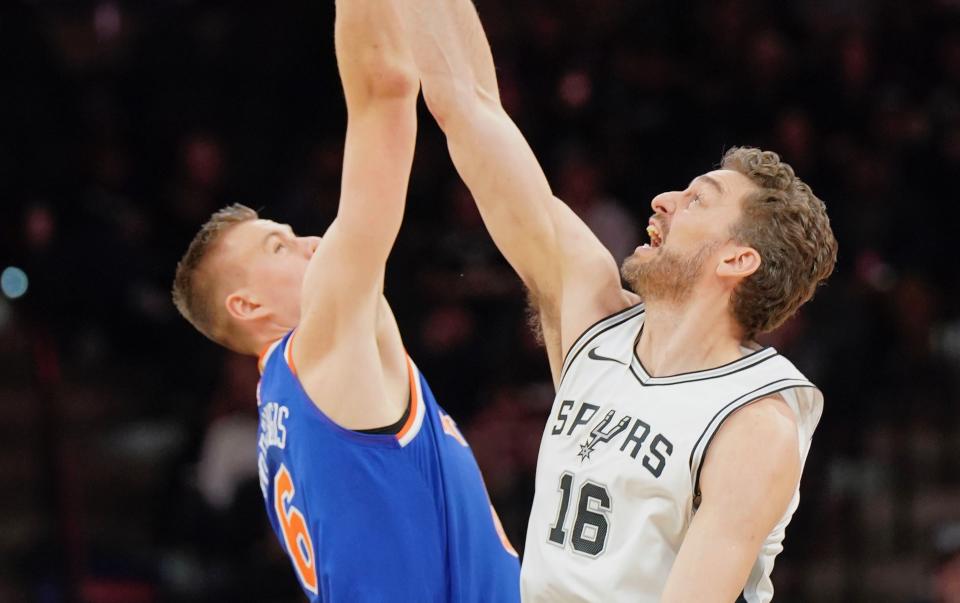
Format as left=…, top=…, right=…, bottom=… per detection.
left=646, top=224, right=662, bottom=247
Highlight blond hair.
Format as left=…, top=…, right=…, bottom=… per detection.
left=172, top=204, right=258, bottom=346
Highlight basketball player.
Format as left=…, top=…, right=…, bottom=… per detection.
left=170, top=0, right=520, bottom=600
left=402, top=1, right=837, bottom=601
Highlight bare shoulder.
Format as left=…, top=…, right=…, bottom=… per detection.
left=725, top=395, right=798, bottom=438
left=291, top=294, right=408, bottom=431
left=710, top=396, right=799, bottom=465
left=702, top=395, right=800, bottom=499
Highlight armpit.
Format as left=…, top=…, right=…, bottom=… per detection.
left=525, top=286, right=560, bottom=346
left=525, top=290, right=545, bottom=346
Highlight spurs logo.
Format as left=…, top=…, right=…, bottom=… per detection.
left=578, top=410, right=632, bottom=462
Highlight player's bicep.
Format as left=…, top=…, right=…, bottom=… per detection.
left=522, top=199, right=633, bottom=385
left=548, top=197, right=634, bottom=361
left=298, top=223, right=382, bottom=337
left=298, top=99, right=416, bottom=316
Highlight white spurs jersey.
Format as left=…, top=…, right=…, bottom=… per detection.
left=520, top=304, right=823, bottom=603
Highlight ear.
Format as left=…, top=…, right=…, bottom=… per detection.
left=716, top=245, right=761, bottom=282
left=225, top=290, right=268, bottom=323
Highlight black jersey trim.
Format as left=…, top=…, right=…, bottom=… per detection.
left=559, top=302, right=644, bottom=379
left=689, top=380, right=817, bottom=499
left=629, top=327, right=776, bottom=386
left=355, top=393, right=412, bottom=435
left=558, top=303, right=645, bottom=386
left=688, top=378, right=807, bottom=472
left=628, top=351, right=779, bottom=387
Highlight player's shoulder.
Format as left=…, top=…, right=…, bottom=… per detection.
left=704, top=395, right=802, bottom=493
left=698, top=395, right=802, bottom=530
left=726, top=394, right=800, bottom=441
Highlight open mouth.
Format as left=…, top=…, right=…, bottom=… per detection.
left=645, top=222, right=664, bottom=248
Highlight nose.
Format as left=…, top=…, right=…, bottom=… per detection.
left=302, top=236, right=321, bottom=256
left=650, top=191, right=677, bottom=216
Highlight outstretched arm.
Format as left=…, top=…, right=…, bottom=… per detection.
left=303, top=0, right=417, bottom=306
left=403, top=0, right=632, bottom=385
left=293, top=0, right=417, bottom=405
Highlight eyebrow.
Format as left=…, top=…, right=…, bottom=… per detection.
left=262, top=226, right=294, bottom=248
left=692, top=175, right=724, bottom=196
left=263, top=232, right=282, bottom=249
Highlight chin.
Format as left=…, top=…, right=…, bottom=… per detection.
left=619, top=254, right=645, bottom=289
left=621, top=250, right=655, bottom=274
left=620, top=244, right=711, bottom=303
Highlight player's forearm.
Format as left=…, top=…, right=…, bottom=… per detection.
left=326, top=0, right=417, bottom=271
left=400, top=0, right=559, bottom=292
left=448, top=0, right=499, bottom=98
left=660, top=535, right=758, bottom=603
left=402, top=0, right=499, bottom=127
left=335, top=0, right=417, bottom=106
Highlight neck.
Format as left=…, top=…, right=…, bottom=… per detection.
left=246, top=320, right=295, bottom=357
left=636, top=293, right=745, bottom=377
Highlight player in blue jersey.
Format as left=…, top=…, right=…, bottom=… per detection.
left=170, top=0, right=520, bottom=601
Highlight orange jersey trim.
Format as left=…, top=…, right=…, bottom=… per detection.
left=395, top=356, right=420, bottom=442
left=284, top=331, right=300, bottom=377
left=258, top=339, right=283, bottom=374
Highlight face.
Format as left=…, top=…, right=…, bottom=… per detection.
left=621, top=169, right=758, bottom=303
left=215, top=219, right=320, bottom=332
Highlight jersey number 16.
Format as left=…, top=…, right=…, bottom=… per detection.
left=547, top=472, right=612, bottom=557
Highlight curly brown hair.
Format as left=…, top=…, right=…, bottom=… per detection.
left=171, top=204, right=258, bottom=345
left=721, top=147, right=838, bottom=339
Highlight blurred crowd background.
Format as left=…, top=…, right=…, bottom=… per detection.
left=3, top=0, right=960, bottom=601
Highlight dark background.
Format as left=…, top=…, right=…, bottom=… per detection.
left=3, top=0, right=960, bottom=601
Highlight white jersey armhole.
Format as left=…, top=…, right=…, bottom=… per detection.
left=558, top=303, right=645, bottom=385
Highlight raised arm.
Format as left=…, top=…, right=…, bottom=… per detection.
left=297, top=0, right=416, bottom=327
left=290, top=0, right=417, bottom=423
left=402, top=0, right=632, bottom=384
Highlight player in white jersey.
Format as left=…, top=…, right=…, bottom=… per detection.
left=400, top=1, right=838, bottom=601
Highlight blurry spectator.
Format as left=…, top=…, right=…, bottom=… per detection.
left=914, top=523, right=960, bottom=603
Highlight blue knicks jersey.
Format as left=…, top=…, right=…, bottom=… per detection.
left=255, top=331, right=520, bottom=602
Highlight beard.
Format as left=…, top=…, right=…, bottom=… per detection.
left=621, top=243, right=718, bottom=304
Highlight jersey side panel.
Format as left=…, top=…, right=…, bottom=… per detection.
left=740, top=379, right=823, bottom=603
left=415, top=371, right=521, bottom=602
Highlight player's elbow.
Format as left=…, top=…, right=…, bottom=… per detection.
left=363, top=60, right=419, bottom=100
left=421, top=77, right=498, bottom=133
